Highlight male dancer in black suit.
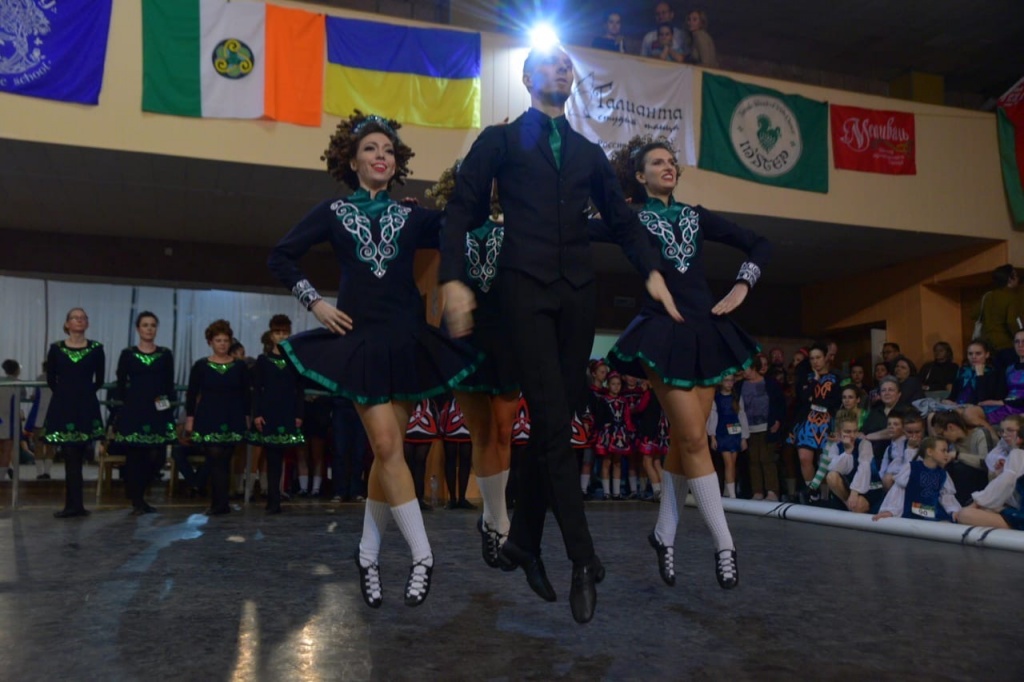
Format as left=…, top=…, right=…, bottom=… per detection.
left=440, top=46, right=681, bottom=623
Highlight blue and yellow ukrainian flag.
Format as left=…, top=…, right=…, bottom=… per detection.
left=324, top=17, right=481, bottom=129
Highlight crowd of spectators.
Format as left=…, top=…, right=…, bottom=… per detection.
left=591, top=3, right=719, bottom=68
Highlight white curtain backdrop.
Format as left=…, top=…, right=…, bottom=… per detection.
left=0, top=276, right=320, bottom=389
left=0, top=276, right=47, bottom=382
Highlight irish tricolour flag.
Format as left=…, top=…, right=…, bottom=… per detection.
left=142, top=0, right=324, bottom=126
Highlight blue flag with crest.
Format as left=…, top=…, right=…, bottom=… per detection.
left=0, top=0, right=113, bottom=105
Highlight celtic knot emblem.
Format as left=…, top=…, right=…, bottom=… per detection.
left=639, top=206, right=699, bottom=275
left=212, top=38, right=254, bottom=79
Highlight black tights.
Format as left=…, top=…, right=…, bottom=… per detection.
left=264, top=447, right=285, bottom=509
left=404, top=442, right=431, bottom=503
left=125, top=447, right=163, bottom=508
left=61, top=443, right=88, bottom=512
left=443, top=441, right=472, bottom=503
left=204, top=446, right=234, bottom=512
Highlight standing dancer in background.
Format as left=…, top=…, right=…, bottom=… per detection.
left=404, top=398, right=441, bottom=510
left=46, top=308, right=105, bottom=519
left=426, top=164, right=518, bottom=567
left=605, top=135, right=771, bottom=589
left=442, top=46, right=678, bottom=624
left=185, top=319, right=250, bottom=516
left=110, top=312, right=177, bottom=515
left=439, top=394, right=475, bottom=510
left=707, top=374, right=749, bottom=499
left=269, top=112, right=479, bottom=608
left=250, top=315, right=305, bottom=515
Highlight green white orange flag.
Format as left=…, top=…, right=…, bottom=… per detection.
left=142, top=0, right=324, bottom=126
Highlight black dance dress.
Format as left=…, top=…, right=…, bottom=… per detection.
left=607, top=198, right=771, bottom=388
left=185, top=359, right=249, bottom=444
left=110, top=346, right=177, bottom=446
left=249, top=353, right=305, bottom=446
left=268, top=189, right=480, bottom=404
left=452, top=219, right=518, bottom=394
left=44, top=340, right=105, bottom=443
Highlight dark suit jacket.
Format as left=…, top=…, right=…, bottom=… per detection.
left=440, top=107, right=660, bottom=287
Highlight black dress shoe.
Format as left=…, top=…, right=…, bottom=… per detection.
left=204, top=505, right=231, bottom=516
left=404, top=559, right=434, bottom=607
left=54, top=508, right=89, bottom=519
left=444, top=500, right=459, bottom=510
left=500, top=542, right=556, bottom=602
left=477, top=517, right=504, bottom=569
left=570, top=557, right=602, bottom=624
left=648, top=532, right=675, bottom=586
left=355, top=551, right=383, bottom=608
left=715, top=549, right=739, bottom=589
left=457, top=499, right=477, bottom=510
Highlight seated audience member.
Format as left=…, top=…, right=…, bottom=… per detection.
left=986, top=415, right=1022, bottom=478
left=840, top=386, right=867, bottom=430
left=881, top=342, right=901, bottom=372
left=877, top=408, right=908, bottom=488
left=957, top=447, right=1024, bottom=530
left=684, top=9, right=719, bottom=67
left=861, top=376, right=902, bottom=461
left=641, top=1, right=688, bottom=58
left=919, top=342, right=958, bottom=399
left=873, top=436, right=960, bottom=522
left=983, top=328, right=1024, bottom=426
left=652, top=23, right=686, bottom=62
left=882, top=411, right=924, bottom=489
left=932, top=410, right=990, bottom=505
left=824, top=412, right=886, bottom=514
left=802, top=408, right=855, bottom=501
left=868, top=362, right=889, bottom=405
left=892, top=355, right=925, bottom=403
left=941, top=339, right=1003, bottom=432
left=592, top=10, right=626, bottom=53
left=848, top=362, right=870, bottom=404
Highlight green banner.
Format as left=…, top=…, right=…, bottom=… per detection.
left=699, top=73, right=829, bottom=193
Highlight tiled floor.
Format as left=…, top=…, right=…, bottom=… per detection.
left=0, top=497, right=1020, bottom=681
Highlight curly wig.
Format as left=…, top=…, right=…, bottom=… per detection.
left=204, top=319, right=234, bottom=342
left=608, top=135, right=679, bottom=204
left=425, top=160, right=502, bottom=218
left=322, top=110, right=414, bottom=191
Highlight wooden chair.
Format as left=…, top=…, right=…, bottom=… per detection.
left=95, top=441, right=126, bottom=504
left=167, top=447, right=205, bottom=499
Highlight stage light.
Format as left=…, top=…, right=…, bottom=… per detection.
left=529, top=23, right=560, bottom=52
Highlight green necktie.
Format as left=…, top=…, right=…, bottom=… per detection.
left=548, top=117, right=562, bottom=169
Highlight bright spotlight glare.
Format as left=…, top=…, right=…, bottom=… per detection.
left=529, top=24, right=560, bottom=51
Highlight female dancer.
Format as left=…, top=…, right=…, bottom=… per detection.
left=605, top=136, right=770, bottom=588
left=707, top=374, right=748, bottom=499
left=404, top=397, right=441, bottom=510
left=110, top=312, right=177, bottom=515
left=268, top=112, right=479, bottom=608
left=184, top=319, right=250, bottom=516
left=46, top=308, right=105, bottom=518
left=439, top=394, right=475, bottom=510
left=593, top=372, right=636, bottom=500
left=426, top=164, right=519, bottom=567
left=250, top=315, right=305, bottom=514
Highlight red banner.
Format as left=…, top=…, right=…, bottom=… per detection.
left=830, top=104, right=916, bottom=174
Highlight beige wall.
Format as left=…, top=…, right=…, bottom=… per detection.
left=0, top=1, right=1017, bottom=245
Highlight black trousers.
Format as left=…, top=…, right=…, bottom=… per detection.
left=500, top=271, right=596, bottom=564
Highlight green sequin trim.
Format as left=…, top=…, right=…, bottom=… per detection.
left=269, top=357, right=288, bottom=370
left=60, top=341, right=101, bottom=364
left=191, top=431, right=246, bottom=444
left=607, top=346, right=758, bottom=389
left=248, top=430, right=305, bottom=446
left=280, top=339, right=483, bottom=406
left=133, top=351, right=163, bottom=366
left=111, top=422, right=176, bottom=445
left=44, top=420, right=104, bottom=443
left=452, top=380, right=520, bottom=396
left=207, top=361, right=235, bottom=375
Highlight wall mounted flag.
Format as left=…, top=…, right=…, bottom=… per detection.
left=997, top=76, right=1024, bottom=225
left=324, top=16, right=481, bottom=129
left=699, top=73, right=828, bottom=193
left=142, top=0, right=325, bottom=126
left=0, top=0, right=114, bottom=105
left=831, top=104, right=916, bottom=175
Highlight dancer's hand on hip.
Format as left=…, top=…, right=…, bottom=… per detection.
left=311, top=300, right=353, bottom=335
left=442, top=281, right=476, bottom=337
left=712, top=283, right=749, bottom=316
left=645, top=271, right=683, bottom=322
